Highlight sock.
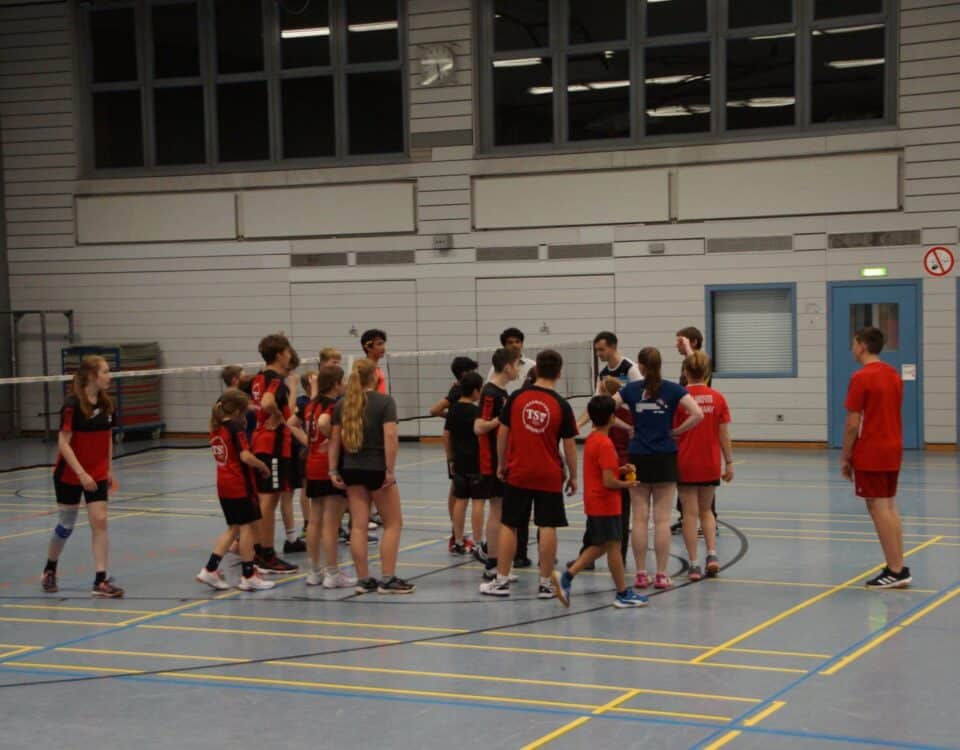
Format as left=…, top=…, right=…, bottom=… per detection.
left=566, top=570, right=575, bottom=581
left=254, top=543, right=264, bottom=555
left=540, top=577, right=551, bottom=587
left=285, top=528, right=299, bottom=543
left=495, top=574, right=509, bottom=584
left=485, top=557, right=497, bottom=570
left=94, top=571, right=106, bottom=586
left=206, top=553, right=222, bottom=573
left=241, top=561, right=255, bottom=579
left=44, top=559, right=58, bottom=574
left=707, top=549, right=716, bottom=557
left=690, top=559, right=699, bottom=568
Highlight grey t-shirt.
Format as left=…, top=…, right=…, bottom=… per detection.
left=332, top=391, right=398, bottom=471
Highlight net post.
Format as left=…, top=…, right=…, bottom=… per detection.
left=40, top=312, right=50, bottom=442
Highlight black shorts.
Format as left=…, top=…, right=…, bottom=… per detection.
left=584, top=515, right=623, bottom=546
left=629, top=453, right=678, bottom=485
left=306, top=479, right=346, bottom=499
left=452, top=473, right=484, bottom=500
left=54, top=478, right=108, bottom=505
left=678, top=479, right=720, bottom=487
left=219, top=496, right=262, bottom=526
left=289, top=455, right=304, bottom=488
left=340, top=468, right=386, bottom=491
left=473, top=475, right=504, bottom=501
left=254, top=455, right=293, bottom=494
left=501, top=484, right=568, bottom=528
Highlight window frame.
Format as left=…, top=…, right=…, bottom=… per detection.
left=476, top=0, right=898, bottom=156
left=78, top=0, right=409, bottom=176
left=704, top=282, right=798, bottom=379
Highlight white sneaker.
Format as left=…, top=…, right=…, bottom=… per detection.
left=196, top=568, right=229, bottom=591
left=305, top=570, right=323, bottom=586
left=507, top=570, right=519, bottom=583
left=480, top=578, right=511, bottom=597
left=323, top=570, right=358, bottom=589
left=238, top=575, right=275, bottom=591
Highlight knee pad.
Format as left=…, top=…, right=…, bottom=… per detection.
left=54, top=507, right=79, bottom=539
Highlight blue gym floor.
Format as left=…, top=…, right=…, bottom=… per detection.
left=0, top=442, right=957, bottom=750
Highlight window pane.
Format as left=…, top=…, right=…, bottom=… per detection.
left=347, top=0, right=398, bottom=63
left=645, top=43, right=710, bottom=135
left=815, top=0, right=882, bottom=19
left=812, top=26, right=885, bottom=123
left=493, top=57, right=553, bottom=146
left=647, top=0, right=707, bottom=37
left=155, top=86, right=205, bottom=165
left=726, top=36, right=795, bottom=129
left=217, top=81, right=269, bottom=161
left=850, top=303, right=899, bottom=352
left=569, top=0, right=626, bottom=44
left=282, top=76, right=335, bottom=159
left=567, top=51, right=630, bottom=141
left=729, top=0, right=792, bottom=28
left=93, top=90, right=143, bottom=168
left=494, top=0, right=549, bottom=51
left=348, top=70, right=404, bottom=154
left=153, top=3, right=199, bottom=78
left=712, top=288, right=794, bottom=375
left=90, top=8, right=138, bottom=83
left=215, top=0, right=263, bottom=74
left=280, top=0, right=330, bottom=69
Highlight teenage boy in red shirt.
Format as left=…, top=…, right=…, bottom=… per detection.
left=841, top=326, right=910, bottom=589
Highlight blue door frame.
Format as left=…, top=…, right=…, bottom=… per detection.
left=827, top=279, right=923, bottom=450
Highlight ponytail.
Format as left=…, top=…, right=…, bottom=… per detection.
left=341, top=359, right=377, bottom=453
left=637, top=347, right=663, bottom=400
left=682, top=351, right=711, bottom=384
left=72, top=355, right=114, bottom=419
left=210, top=388, right=250, bottom=433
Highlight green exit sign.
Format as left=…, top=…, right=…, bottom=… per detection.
left=860, top=267, right=889, bottom=278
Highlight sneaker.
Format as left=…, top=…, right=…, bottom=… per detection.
left=256, top=554, right=298, bottom=575
left=482, top=567, right=498, bottom=581
left=472, top=544, right=488, bottom=564
left=354, top=577, right=379, bottom=594
left=634, top=571, right=651, bottom=589
left=866, top=566, right=912, bottom=589
left=41, top=570, right=58, bottom=593
left=480, top=578, right=510, bottom=597
left=705, top=554, right=720, bottom=577
left=369, top=513, right=383, bottom=529
left=687, top=565, right=703, bottom=582
left=378, top=576, right=415, bottom=594
left=283, top=538, right=307, bottom=554
left=555, top=571, right=571, bottom=608
left=447, top=533, right=456, bottom=553
left=670, top=520, right=682, bottom=536
left=614, top=589, right=649, bottom=608
left=91, top=577, right=124, bottom=598
left=338, top=526, right=350, bottom=545
left=513, top=556, right=532, bottom=569
left=654, top=573, right=673, bottom=590
left=323, top=570, right=358, bottom=589
left=305, top=570, right=323, bottom=586
left=538, top=579, right=557, bottom=600
left=451, top=542, right=466, bottom=556
left=464, top=537, right=476, bottom=552
left=238, top=574, right=274, bottom=591
left=196, top=568, right=230, bottom=591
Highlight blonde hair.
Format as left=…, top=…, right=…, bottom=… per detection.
left=341, top=358, right=378, bottom=453
left=72, top=355, right=114, bottom=419
left=210, top=388, right=249, bottom=433
left=682, top=350, right=711, bottom=384
left=319, top=347, right=341, bottom=364
left=601, top=376, right=622, bottom=397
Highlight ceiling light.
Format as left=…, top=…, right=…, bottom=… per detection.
left=281, top=27, right=330, bottom=38
left=645, top=74, right=708, bottom=85
left=588, top=80, right=630, bottom=90
left=749, top=32, right=796, bottom=40
left=815, top=23, right=884, bottom=35
left=728, top=96, right=796, bottom=108
left=826, top=58, right=884, bottom=69
left=527, top=86, right=554, bottom=95
left=493, top=57, right=542, bottom=68
left=647, top=105, right=710, bottom=117
left=347, top=21, right=398, bottom=33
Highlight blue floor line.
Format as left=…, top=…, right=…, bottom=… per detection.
left=689, top=577, right=960, bottom=750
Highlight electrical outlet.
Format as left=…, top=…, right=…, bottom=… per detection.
left=776, top=414, right=785, bottom=422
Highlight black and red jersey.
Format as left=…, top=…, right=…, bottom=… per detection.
left=500, top=385, right=578, bottom=493
left=250, top=369, right=291, bottom=428
left=53, top=394, right=112, bottom=485
left=477, top=382, right=508, bottom=477
left=304, top=397, right=337, bottom=481
left=252, top=422, right=294, bottom=460
left=211, top=419, right=255, bottom=499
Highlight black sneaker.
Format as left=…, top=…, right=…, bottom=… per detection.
left=378, top=576, right=415, bottom=594
left=866, top=566, right=912, bottom=589
left=283, top=538, right=307, bottom=554
left=471, top=542, right=488, bottom=564
left=355, top=577, right=378, bottom=594
left=513, top=556, right=532, bottom=568
left=338, top=526, right=349, bottom=545
left=256, top=554, right=298, bottom=575
left=451, top=542, right=466, bottom=556
left=41, top=570, right=58, bottom=593
left=670, top=521, right=682, bottom=536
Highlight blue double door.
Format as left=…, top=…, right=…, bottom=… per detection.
left=828, top=281, right=921, bottom=449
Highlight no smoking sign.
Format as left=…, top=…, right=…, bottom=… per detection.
left=924, top=246, right=955, bottom=277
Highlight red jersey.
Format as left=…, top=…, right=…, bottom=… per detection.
left=583, top=432, right=621, bottom=516
left=211, top=419, right=255, bottom=499
left=304, top=397, right=337, bottom=481
left=375, top=365, right=388, bottom=394
left=250, top=369, right=291, bottom=428
left=610, top=404, right=632, bottom=464
left=252, top=423, right=294, bottom=460
left=478, top=382, right=508, bottom=476
left=53, top=394, right=113, bottom=484
left=500, top=385, right=578, bottom=493
left=845, top=361, right=903, bottom=471
left=675, top=384, right=731, bottom=483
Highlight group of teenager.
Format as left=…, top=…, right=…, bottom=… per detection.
left=39, top=320, right=911, bottom=600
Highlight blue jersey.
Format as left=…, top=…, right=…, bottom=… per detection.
left=619, top=379, right=688, bottom=455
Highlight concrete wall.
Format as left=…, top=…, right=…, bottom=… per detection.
left=1, top=0, right=959, bottom=440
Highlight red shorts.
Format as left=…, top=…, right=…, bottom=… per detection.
left=854, top=470, right=899, bottom=499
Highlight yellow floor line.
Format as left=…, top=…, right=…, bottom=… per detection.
left=705, top=578, right=939, bottom=594
left=0, top=512, right=146, bottom=542
left=742, top=700, right=786, bottom=726
left=178, top=612, right=467, bottom=634
left=0, top=616, right=121, bottom=627
left=139, top=623, right=398, bottom=644
left=58, top=647, right=248, bottom=663
left=3, top=604, right=158, bottom=616
left=690, top=536, right=943, bottom=665
left=520, top=689, right=642, bottom=750
left=704, top=731, right=742, bottom=750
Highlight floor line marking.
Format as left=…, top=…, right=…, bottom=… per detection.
left=0, top=512, right=146, bottom=542
left=3, top=604, right=158, bottom=616
left=57, top=647, right=248, bottom=663
left=742, top=700, right=786, bottom=727
left=139, top=623, right=400, bottom=644
left=705, top=578, right=939, bottom=594
left=703, top=731, right=741, bottom=750
left=520, top=689, right=642, bottom=750
left=177, top=612, right=467, bottom=634
left=0, top=647, right=38, bottom=660
left=0, top=616, right=121, bottom=627
left=690, top=536, right=943, bottom=664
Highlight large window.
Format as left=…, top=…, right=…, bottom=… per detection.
left=82, top=0, right=405, bottom=172
left=480, top=0, right=894, bottom=151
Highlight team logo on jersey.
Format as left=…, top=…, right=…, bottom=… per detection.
left=522, top=399, right=551, bottom=434
left=210, top=436, right=228, bottom=466
left=251, top=380, right=263, bottom=403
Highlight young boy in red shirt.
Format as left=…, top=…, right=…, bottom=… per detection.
left=556, top=395, right=647, bottom=609
left=841, top=326, right=910, bottom=589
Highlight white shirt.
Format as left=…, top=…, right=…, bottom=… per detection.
left=487, top=356, right=535, bottom=394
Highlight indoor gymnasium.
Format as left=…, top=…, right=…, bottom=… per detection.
left=1, top=1, right=959, bottom=748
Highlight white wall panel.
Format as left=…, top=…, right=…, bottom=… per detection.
left=76, top=192, right=236, bottom=244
